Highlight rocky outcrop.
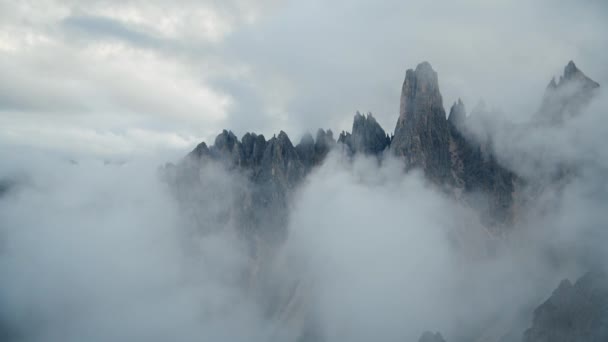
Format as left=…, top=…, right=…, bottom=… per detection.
left=538, top=61, right=600, bottom=123
left=167, top=127, right=340, bottom=247
left=447, top=100, right=516, bottom=226
left=447, top=98, right=466, bottom=130
left=524, top=271, right=608, bottom=342
left=258, top=131, right=304, bottom=186
left=314, top=129, right=335, bottom=164
left=389, top=62, right=515, bottom=226
left=351, top=112, right=390, bottom=155
left=392, top=62, right=452, bottom=184
left=171, top=60, right=599, bottom=236
left=295, top=133, right=315, bottom=165
left=335, top=112, right=389, bottom=156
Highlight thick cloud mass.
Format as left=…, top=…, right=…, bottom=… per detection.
left=0, top=152, right=271, bottom=342
left=3, top=107, right=606, bottom=341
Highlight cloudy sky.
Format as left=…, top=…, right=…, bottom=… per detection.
left=1, top=0, right=606, bottom=159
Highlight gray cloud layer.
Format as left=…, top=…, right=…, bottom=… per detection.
left=1, top=0, right=607, bottom=158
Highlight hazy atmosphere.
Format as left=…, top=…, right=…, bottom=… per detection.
left=2, top=0, right=607, bottom=156
left=1, top=1, right=607, bottom=342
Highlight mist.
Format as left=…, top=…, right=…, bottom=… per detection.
left=1, top=1, right=608, bottom=341
left=2, top=103, right=607, bottom=341
left=0, top=150, right=273, bottom=342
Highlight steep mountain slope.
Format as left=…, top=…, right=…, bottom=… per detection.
left=392, top=61, right=453, bottom=184
left=166, top=61, right=532, bottom=241
left=524, top=271, right=608, bottom=342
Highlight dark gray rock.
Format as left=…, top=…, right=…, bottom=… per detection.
left=314, top=129, right=335, bottom=164
left=524, top=271, right=608, bottom=342
left=240, top=132, right=267, bottom=167
left=447, top=98, right=466, bottom=130
left=351, top=111, right=389, bottom=155
left=392, top=62, right=453, bottom=184
left=337, top=130, right=353, bottom=155
left=447, top=100, right=515, bottom=226
left=188, top=141, right=210, bottom=159
left=259, top=131, right=305, bottom=188
left=210, top=130, right=244, bottom=167
left=296, top=133, right=316, bottom=172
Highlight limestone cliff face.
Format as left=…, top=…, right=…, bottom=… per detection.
left=447, top=100, right=516, bottom=226
left=392, top=62, right=452, bottom=184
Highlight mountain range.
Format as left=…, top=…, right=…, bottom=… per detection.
left=162, top=60, right=604, bottom=342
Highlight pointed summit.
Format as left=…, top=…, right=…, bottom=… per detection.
left=392, top=61, right=452, bottom=183
left=560, top=60, right=599, bottom=88
left=448, top=98, right=466, bottom=128
left=350, top=111, right=389, bottom=155
left=564, top=60, right=578, bottom=79
left=538, top=60, right=600, bottom=122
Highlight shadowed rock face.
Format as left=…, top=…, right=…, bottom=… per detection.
left=524, top=271, right=608, bottom=342
left=351, top=112, right=390, bottom=155
left=336, top=112, right=389, bottom=156
left=314, top=129, right=335, bottom=164
left=392, top=62, right=453, bottom=184
left=447, top=100, right=516, bottom=226
left=447, top=98, right=466, bottom=130
left=538, top=60, right=600, bottom=123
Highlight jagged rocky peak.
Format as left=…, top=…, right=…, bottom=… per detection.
left=209, top=129, right=244, bottom=166
left=264, top=131, right=299, bottom=163
left=337, top=130, right=351, bottom=145
left=315, top=128, right=334, bottom=144
left=313, top=128, right=335, bottom=164
left=261, top=130, right=304, bottom=185
left=418, top=331, right=447, bottom=342
left=315, top=128, right=335, bottom=150
left=241, top=132, right=266, bottom=166
left=189, top=141, right=210, bottom=159
left=524, top=271, right=608, bottom=342
left=392, top=61, right=452, bottom=183
left=296, top=132, right=315, bottom=169
left=447, top=98, right=466, bottom=129
left=562, top=60, right=599, bottom=88
left=539, top=60, right=600, bottom=122
left=351, top=111, right=390, bottom=155
left=213, top=129, right=239, bottom=151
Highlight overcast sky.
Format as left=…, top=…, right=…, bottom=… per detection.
left=1, top=0, right=606, bottom=159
